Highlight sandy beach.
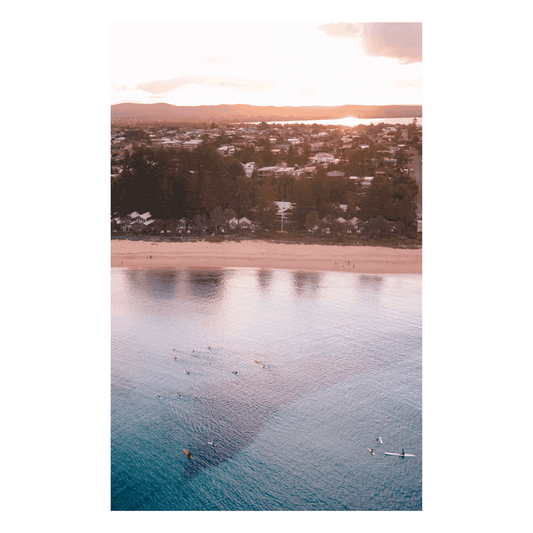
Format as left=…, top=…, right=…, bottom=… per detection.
left=111, top=240, right=421, bottom=274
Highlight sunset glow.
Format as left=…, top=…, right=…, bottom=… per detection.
left=111, top=22, right=422, bottom=108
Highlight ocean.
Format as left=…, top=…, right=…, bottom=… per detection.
left=111, top=268, right=422, bottom=511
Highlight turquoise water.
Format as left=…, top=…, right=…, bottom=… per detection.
left=111, top=268, right=422, bottom=511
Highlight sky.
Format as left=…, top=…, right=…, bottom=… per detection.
left=111, top=22, right=422, bottom=108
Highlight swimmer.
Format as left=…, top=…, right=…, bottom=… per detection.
left=232, top=371, right=238, bottom=374
left=173, top=356, right=178, bottom=360
left=184, top=371, right=190, bottom=374
left=156, top=395, right=161, bottom=399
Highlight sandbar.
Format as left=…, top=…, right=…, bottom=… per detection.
left=111, top=240, right=421, bottom=274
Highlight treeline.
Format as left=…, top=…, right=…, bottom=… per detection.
left=111, top=143, right=419, bottom=231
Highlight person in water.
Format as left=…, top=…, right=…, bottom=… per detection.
left=401, top=448, right=405, bottom=456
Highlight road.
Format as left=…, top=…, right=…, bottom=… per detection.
left=408, top=150, right=422, bottom=219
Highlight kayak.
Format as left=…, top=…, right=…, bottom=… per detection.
left=385, top=452, right=416, bottom=457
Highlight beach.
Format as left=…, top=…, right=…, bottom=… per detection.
left=111, top=240, right=421, bottom=274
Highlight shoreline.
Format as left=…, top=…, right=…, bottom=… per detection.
left=111, top=240, right=422, bottom=275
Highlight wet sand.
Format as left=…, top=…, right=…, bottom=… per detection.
left=111, top=240, right=421, bottom=274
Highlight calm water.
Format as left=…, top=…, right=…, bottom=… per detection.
left=111, top=268, right=422, bottom=511
left=248, top=116, right=422, bottom=127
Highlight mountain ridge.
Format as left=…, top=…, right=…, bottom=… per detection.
left=111, top=103, right=422, bottom=123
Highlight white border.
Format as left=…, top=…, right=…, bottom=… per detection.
left=87, top=0, right=445, bottom=533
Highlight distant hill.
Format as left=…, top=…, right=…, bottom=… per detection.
left=111, top=103, right=422, bottom=124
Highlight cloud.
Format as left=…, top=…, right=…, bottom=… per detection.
left=318, top=22, right=421, bottom=64
left=389, top=75, right=422, bottom=90
left=202, top=56, right=231, bottom=64
left=136, top=75, right=274, bottom=94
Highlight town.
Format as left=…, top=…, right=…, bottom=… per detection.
left=111, top=118, right=422, bottom=245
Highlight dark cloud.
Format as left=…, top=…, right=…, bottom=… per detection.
left=137, top=75, right=274, bottom=94
left=318, top=22, right=421, bottom=64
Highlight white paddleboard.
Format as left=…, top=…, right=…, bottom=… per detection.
left=377, top=437, right=383, bottom=444
left=385, top=452, right=416, bottom=457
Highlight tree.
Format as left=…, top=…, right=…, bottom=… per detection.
left=209, top=206, right=226, bottom=234
left=319, top=215, right=332, bottom=236
left=357, top=175, right=394, bottom=221
left=192, top=213, right=208, bottom=235
left=366, top=215, right=393, bottom=239
left=223, top=208, right=237, bottom=231
left=305, top=210, right=320, bottom=232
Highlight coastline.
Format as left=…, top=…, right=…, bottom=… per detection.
left=111, top=240, right=422, bottom=275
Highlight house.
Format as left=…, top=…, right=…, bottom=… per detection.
left=257, top=166, right=277, bottom=179
left=217, top=145, right=235, bottom=156
left=274, top=166, right=295, bottom=178
left=177, top=217, right=188, bottom=232
left=139, top=212, right=152, bottom=223
left=361, top=177, right=374, bottom=188
left=313, top=152, right=335, bottom=163
left=238, top=217, right=253, bottom=229
left=349, top=217, right=366, bottom=233
left=274, top=201, right=294, bottom=226
left=327, top=170, right=345, bottom=178
left=241, top=162, right=256, bottom=178
left=228, top=217, right=239, bottom=230
left=182, top=139, right=203, bottom=151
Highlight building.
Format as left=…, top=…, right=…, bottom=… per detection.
left=257, top=166, right=278, bottom=179
left=182, top=139, right=203, bottom=152
left=241, top=162, right=256, bottom=178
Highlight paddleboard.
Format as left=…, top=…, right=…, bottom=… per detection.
left=377, top=437, right=383, bottom=444
left=384, top=452, right=416, bottom=457
left=366, top=447, right=374, bottom=455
